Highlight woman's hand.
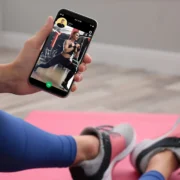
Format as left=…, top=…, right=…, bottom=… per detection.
left=2, top=16, right=92, bottom=95
left=75, top=44, right=80, bottom=48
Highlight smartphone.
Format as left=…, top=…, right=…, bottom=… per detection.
left=29, top=9, right=97, bottom=97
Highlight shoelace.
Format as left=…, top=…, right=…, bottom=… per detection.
left=96, top=125, right=114, bottom=132
left=96, top=125, right=120, bottom=136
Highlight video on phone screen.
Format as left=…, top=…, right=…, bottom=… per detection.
left=31, top=17, right=92, bottom=92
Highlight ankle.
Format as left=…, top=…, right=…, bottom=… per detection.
left=72, top=135, right=100, bottom=165
left=147, top=150, right=178, bottom=170
left=146, top=150, right=178, bottom=179
left=84, top=136, right=100, bottom=160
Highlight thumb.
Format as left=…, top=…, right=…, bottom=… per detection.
left=33, top=16, right=54, bottom=48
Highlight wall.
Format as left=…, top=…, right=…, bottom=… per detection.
left=0, top=0, right=3, bottom=43
left=2, top=0, right=180, bottom=52
left=1, top=0, right=180, bottom=75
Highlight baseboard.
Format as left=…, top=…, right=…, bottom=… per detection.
left=1, top=31, right=180, bottom=75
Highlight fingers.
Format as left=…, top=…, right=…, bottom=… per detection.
left=71, top=84, right=77, bottom=92
left=78, top=53, right=92, bottom=72
left=30, top=16, right=54, bottom=49
left=71, top=73, right=82, bottom=92
left=74, top=73, right=83, bottom=82
left=83, top=54, right=92, bottom=64
left=79, top=63, right=87, bottom=72
left=70, top=54, right=92, bottom=93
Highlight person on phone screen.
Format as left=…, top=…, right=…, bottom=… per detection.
left=34, top=31, right=81, bottom=91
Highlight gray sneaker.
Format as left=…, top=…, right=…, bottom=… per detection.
left=69, top=124, right=136, bottom=180
left=130, top=119, right=180, bottom=174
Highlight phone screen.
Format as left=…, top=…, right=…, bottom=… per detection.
left=29, top=9, right=97, bottom=97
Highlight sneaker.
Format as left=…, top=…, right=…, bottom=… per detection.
left=69, top=124, right=136, bottom=180
left=130, top=119, right=180, bottom=174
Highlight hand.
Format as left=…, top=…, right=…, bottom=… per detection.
left=75, top=44, right=80, bottom=48
left=9, top=16, right=92, bottom=95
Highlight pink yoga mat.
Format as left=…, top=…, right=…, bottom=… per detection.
left=1, top=111, right=180, bottom=180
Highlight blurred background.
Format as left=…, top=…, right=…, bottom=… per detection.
left=0, top=0, right=180, bottom=118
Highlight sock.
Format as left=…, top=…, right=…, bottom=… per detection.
left=0, top=110, right=77, bottom=172
left=139, top=171, right=165, bottom=180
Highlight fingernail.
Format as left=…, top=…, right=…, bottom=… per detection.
left=79, top=74, right=83, bottom=81
left=45, top=17, right=51, bottom=26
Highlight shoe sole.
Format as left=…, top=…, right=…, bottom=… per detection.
left=130, top=119, right=180, bottom=172
left=103, top=124, right=137, bottom=180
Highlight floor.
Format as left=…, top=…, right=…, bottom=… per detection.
left=0, top=48, right=180, bottom=118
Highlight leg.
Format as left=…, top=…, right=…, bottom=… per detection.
left=139, top=171, right=165, bottom=180
left=131, top=119, right=180, bottom=180
left=64, top=63, right=76, bottom=82
left=34, top=55, right=60, bottom=71
left=0, top=110, right=136, bottom=180
left=34, top=62, right=52, bottom=71
left=70, top=124, right=136, bottom=180
left=139, top=151, right=178, bottom=180
left=0, top=110, right=98, bottom=171
left=61, top=63, right=76, bottom=90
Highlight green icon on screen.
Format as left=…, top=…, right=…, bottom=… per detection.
left=46, top=82, right=52, bottom=88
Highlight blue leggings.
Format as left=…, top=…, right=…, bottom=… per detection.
left=0, top=110, right=77, bottom=172
left=139, top=171, right=165, bottom=180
